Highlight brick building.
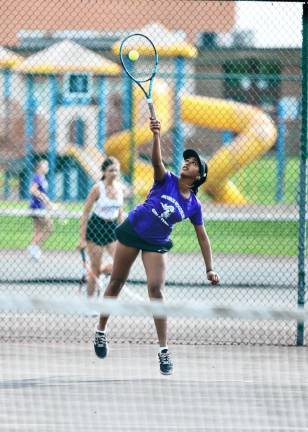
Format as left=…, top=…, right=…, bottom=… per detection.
left=0, top=0, right=235, bottom=47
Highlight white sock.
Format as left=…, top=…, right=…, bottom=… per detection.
left=96, top=327, right=106, bottom=334
left=159, top=346, right=168, bottom=353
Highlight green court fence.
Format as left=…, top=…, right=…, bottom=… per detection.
left=0, top=1, right=306, bottom=345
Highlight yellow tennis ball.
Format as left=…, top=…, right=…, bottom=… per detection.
left=128, top=50, right=139, bottom=61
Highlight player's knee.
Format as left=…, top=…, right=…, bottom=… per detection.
left=108, top=278, right=125, bottom=295
left=148, top=283, right=164, bottom=299
left=91, top=266, right=101, bottom=278
left=46, top=220, right=53, bottom=233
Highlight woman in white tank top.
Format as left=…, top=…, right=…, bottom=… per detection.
left=78, top=157, right=124, bottom=297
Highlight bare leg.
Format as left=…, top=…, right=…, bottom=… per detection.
left=142, top=251, right=167, bottom=347
left=98, top=242, right=139, bottom=331
left=100, top=241, right=117, bottom=275
left=40, top=218, right=53, bottom=243
left=86, top=241, right=104, bottom=297
left=31, top=217, right=53, bottom=245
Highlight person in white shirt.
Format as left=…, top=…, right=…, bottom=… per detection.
left=78, top=157, right=124, bottom=297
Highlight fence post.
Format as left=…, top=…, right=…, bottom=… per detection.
left=48, top=75, right=58, bottom=200
left=296, top=2, right=308, bottom=346
left=276, top=101, right=286, bottom=202
left=97, top=76, right=106, bottom=151
left=122, top=60, right=135, bottom=207
left=21, top=74, right=35, bottom=200
left=172, top=56, right=185, bottom=174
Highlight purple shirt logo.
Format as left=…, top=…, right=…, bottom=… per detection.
left=128, top=172, right=203, bottom=245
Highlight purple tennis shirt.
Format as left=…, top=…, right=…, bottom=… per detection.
left=128, top=171, right=203, bottom=245
left=29, top=174, right=48, bottom=210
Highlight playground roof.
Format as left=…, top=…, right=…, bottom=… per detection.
left=0, top=47, right=23, bottom=68
left=14, top=40, right=121, bottom=75
left=113, top=23, right=197, bottom=58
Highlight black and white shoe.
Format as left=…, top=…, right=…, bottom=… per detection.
left=158, top=349, right=173, bottom=375
left=94, top=330, right=109, bottom=359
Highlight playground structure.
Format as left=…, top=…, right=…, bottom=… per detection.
left=0, top=26, right=277, bottom=204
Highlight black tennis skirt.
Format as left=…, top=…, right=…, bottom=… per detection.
left=115, top=218, right=173, bottom=254
left=86, top=213, right=118, bottom=246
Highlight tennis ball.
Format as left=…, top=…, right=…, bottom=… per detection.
left=128, top=50, right=139, bottom=61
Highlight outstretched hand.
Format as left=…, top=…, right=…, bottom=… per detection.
left=207, top=270, right=220, bottom=285
left=78, top=240, right=87, bottom=250
left=150, top=118, right=161, bottom=135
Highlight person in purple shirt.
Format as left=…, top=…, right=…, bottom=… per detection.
left=94, top=118, right=220, bottom=375
left=27, top=159, right=54, bottom=261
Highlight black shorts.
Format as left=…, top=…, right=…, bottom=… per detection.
left=115, top=218, right=173, bottom=254
left=86, top=213, right=118, bottom=246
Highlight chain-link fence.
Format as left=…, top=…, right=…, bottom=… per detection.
left=0, top=1, right=306, bottom=345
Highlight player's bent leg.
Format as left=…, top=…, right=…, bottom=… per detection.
left=87, top=242, right=104, bottom=297
left=94, top=242, right=139, bottom=359
left=100, top=241, right=117, bottom=276
left=142, top=251, right=173, bottom=375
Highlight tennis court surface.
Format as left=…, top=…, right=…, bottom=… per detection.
left=1, top=247, right=307, bottom=430
left=1, top=342, right=307, bottom=432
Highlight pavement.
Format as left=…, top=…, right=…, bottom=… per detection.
left=0, top=248, right=299, bottom=288
left=1, top=343, right=307, bottom=432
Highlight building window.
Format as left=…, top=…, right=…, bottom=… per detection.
left=63, top=73, right=93, bottom=103
left=69, top=74, right=89, bottom=94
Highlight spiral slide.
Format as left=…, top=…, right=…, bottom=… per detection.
left=181, top=96, right=277, bottom=204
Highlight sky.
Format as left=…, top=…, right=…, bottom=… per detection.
left=236, top=1, right=303, bottom=48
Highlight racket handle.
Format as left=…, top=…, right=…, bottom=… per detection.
left=147, top=101, right=156, bottom=120
left=80, top=248, right=86, bottom=264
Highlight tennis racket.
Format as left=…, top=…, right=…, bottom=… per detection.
left=79, top=248, right=88, bottom=294
left=119, top=33, right=158, bottom=119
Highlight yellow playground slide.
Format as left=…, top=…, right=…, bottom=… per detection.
left=67, top=82, right=276, bottom=204
left=181, top=95, right=277, bottom=204
left=65, top=145, right=105, bottom=183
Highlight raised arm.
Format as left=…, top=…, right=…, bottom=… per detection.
left=150, top=118, right=166, bottom=182
left=194, top=224, right=220, bottom=285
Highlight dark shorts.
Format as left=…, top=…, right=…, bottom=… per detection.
left=86, top=213, right=118, bottom=246
left=115, top=218, right=173, bottom=254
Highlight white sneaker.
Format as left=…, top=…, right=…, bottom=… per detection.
left=27, top=245, right=42, bottom=261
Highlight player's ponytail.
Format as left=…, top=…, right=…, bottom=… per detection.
left=190, top=164, right=208, bottom=195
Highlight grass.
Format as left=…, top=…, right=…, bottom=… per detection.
left=0, top=215, right=305, bottom=257
left=0, top=199, right=83, bottom=211
left=231, top=156, right=299, bottom=204
left=0, top=156, right=304, bottom=256
left=0, top=216, right=80, bottom=251
left=172, top=219, right=304, bottom=257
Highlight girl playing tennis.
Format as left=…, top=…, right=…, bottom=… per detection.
left=94, top=119, right=220, bottom=375
left=78, top=157, right=124, bottom=297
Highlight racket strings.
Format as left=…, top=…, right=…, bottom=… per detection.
left=121, top=35, right=157, bottom=83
